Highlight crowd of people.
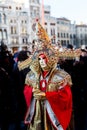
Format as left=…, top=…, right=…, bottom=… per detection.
left=0, top=38, right=87, bottom=130
left=0, top=43, right=30, bottom=130
left=58, top=44, right=87, bottom=130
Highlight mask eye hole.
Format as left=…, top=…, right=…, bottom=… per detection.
left=38, top=58, right=41, bottom=60
left=43, top=56, right=46, bottom=59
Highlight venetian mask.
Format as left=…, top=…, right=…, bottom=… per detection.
left=38, top=53, right=47, bottom=68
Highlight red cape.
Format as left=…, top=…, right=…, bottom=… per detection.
left=46, top=85, right=72, bottom=130
left=23, top=84, right=72, bottom=130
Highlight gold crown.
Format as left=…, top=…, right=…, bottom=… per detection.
left=18, top=22, right=81, bottom=70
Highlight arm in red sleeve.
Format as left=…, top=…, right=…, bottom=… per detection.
left=46, top=84, right=72, bottom=130
left=23, top=85, right=33, bottom=108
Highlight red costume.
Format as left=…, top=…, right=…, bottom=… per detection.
left=24, top=66, right=72, bottom=130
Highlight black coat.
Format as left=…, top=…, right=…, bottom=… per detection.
left=0, top=67, right=17, bottom=124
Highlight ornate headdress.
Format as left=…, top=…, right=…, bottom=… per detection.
left=18, top=21, right=81, bottom=71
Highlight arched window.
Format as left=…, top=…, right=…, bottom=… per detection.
left=2, top=13, right=6, bottom=24
left=3, top=29, right=7, bottom=39
left=0, top=29, right=2, bottom=40
left=22, top=38, right=25, bottom=43
left=22, top=27, right=27, bottom=34
left=0, top=13, right=1, bottom=23
left=11, top=26, right=13, bottom=34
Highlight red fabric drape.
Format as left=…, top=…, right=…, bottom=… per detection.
left=46, top=85, right=72, bottom=130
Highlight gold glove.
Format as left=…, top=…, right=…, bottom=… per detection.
left=33, top=88, right=46, bottom=100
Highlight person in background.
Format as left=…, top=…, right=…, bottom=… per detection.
left=72, top=45, right=87, bottom=130
left=12, top=50, right=31, bottom=130
left=0, top=43, right=17, bottom=130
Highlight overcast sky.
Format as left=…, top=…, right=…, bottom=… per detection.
left=15, top=0, right=87, bottom=24
left=43, top=0, right=87, bottom=24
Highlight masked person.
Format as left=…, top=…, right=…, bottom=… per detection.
left=23, top=45, right=72, bottom=130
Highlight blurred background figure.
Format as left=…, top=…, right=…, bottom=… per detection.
left=0, top=43, right=17, bottom=130
left=71, top=45, right=87, bottom=130
left=12, top=50, right=31, bottom=130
